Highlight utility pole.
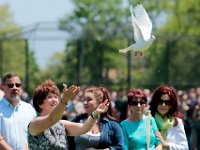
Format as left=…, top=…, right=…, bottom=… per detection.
left=76, top=40, right=84, bottom=85
left=25, top=39, right=29, bottom=93
left=165, top=40, right=172, bottom=84
left=0, top=40, right=3, bottom=77
left=127, top=50, right=132, bottom=91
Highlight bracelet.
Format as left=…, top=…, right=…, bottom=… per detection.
left=60, top=98, right=68, bottom=105
left=91, top=112, right=100, bottom=120
left=58, top=102, right=66, bottom=109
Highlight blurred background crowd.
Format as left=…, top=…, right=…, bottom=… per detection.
left=1, top=85, right=199, bottom=149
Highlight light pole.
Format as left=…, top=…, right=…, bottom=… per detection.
left=0, top=40, right=3, bottom=77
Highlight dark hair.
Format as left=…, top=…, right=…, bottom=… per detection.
left=2, top=72, right=21, bottom=84
left=149, top=85, right=183, bottom=126
left=85, top=86, right=117, bottom=121
left=127, top=89, right=147, bottom=105
left=32, top=80, right=59, bottom=113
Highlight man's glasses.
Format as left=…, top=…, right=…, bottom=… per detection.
left=158, top=99, right=172, bottom=106
left=128, top=100, right=147, bottom=106
left=5, top=83, right=22, bottom=88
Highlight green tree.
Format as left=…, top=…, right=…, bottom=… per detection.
left=148, top=0, right=200, bottom=90
left=0, top=4, right=39, bottom=94
left=43, top=0, right=200, bottom=91
left=59, top=0, right=134, bottom=89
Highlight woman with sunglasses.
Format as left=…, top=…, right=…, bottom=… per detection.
left=120, top=89, right=162, bottom=150
left=68, top=86, right=124, bottom=150
left=149, top=85, right=189, bottom=150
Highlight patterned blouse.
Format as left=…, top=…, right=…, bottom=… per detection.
left=28, top=121, right=68, bottom=150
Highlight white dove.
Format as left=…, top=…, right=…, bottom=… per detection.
left=119, top=4, right=155, bottom=56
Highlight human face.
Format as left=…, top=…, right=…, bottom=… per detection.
left=82, top=92, right=99, bottom=115
left=3, top=76, right=22, bottom=102
left=129, top=99, right=147, bottom=115
left=39, top=93, right=59, bottom=115
left=157, top=94, right=172, bottom=117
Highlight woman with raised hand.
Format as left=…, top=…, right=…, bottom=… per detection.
left=28, top=80, right=109, bottom=150
left=149, top=85, right=189, bottom=150
left=120, top=89, right=162, bottom=150
left=68, top=86, right=124, bottom=150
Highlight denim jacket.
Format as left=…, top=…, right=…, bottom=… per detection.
left=67, top=113, right=124, bottom=150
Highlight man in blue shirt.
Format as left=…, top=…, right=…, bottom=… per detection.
left=0, top=72, right=36, bottom=150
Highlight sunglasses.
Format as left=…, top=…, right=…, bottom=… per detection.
left=128, top=100, right=147, bottom=106
left=158, top=99, right=172, bottom=106
left=5, top=83, right=22, bottom=88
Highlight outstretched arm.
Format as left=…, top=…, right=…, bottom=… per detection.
left=63, top=99, right=110, bottom=136
left=28, top=84, right=80, bottom=136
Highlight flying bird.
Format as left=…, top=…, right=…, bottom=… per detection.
left=119, top=4, right=155, bottom=56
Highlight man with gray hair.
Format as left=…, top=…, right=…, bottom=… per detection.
left=0, top=72, right=36, bottom=150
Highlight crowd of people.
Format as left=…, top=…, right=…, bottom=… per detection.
left=0, top=72, right=200, bottom=149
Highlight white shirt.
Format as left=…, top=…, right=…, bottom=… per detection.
left=166, top=118, right=189, bottom=150
left=0, top=90, right=4, bottom=100
left=0, top=97, right=37, bottom=150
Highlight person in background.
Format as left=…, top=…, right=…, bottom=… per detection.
left=187, top=88, right=198, bottom=150
left=20, top=91, right=31, bottom=103
left=0, top=72, right=37, bottom=150
left=68, top=86, right=124, bottom=150
left=0, top=89, right=4, bottom=100
left=149, top=85, right=189, bottom=150
left=65, top=91, right=84, bottom=121
left=192, top=96, right=200, bottom=150
left=114, top=88, right=127, bottom=122
left=143, top=88, right=151, bottom=104
left=120, top=89, right=162, bottom=150
left=0, top=78, right=3, bottom=100
left=28, top=80, right=109, bottom=150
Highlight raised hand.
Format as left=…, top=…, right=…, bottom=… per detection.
left=62, top=84, right=80, bottom=103
left=95, top=99, right=110, bottom=115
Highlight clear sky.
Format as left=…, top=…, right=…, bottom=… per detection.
left=0, top=0, right=74, bottom=69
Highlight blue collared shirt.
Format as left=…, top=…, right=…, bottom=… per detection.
left=0, top=97, right=36, bottom=150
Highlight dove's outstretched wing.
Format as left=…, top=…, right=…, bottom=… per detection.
left=119, top=4, right=154, bottom=54
left=133, top=4, right=152, bottom=41
left=130, top=5, right=144, bottom=43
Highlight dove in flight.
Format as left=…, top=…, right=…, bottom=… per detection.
left=119, top=4, right=155, bottom=56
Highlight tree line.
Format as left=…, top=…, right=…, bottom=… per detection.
left=0, top=0, right=200, bottom=95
